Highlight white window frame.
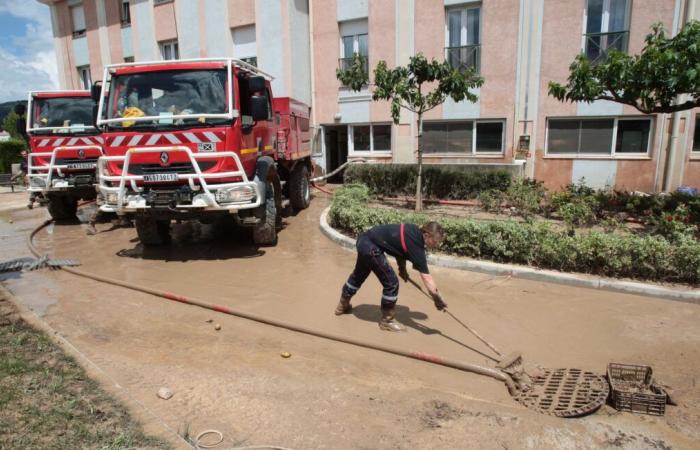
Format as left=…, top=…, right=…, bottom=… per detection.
left=70, top=3, right=86, bottom=38
left=581, top=0, right=631, bottom=51
left=159, top=40, right=179, bottom=60
left=339, top=20, right=368, bottom=59
left=77, top=65, right=91, bottom=89
left=544, top=116, right=653, bottom=159
left=444, top=4, right=481, bottom=48
left=120, top=0, right=131, bottom=27
left=231, top=25, right=257, bottom=66
left=348, top=123, right=392, bottom=156
left=421, top=119, right=506, bottom=157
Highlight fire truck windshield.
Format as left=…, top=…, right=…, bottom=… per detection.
left=106, top=69, right=229, bottom=129
left=31, top=97, right=96, bottom=134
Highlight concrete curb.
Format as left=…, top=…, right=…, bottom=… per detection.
left=320, top=207, right=700, bottom=304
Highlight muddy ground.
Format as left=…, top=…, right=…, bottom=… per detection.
left=0, top=189, right=699, bottom=449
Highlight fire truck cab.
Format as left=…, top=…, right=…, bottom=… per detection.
left=94, top=58, right=312, bottom=245
left=25, top=91, right=102, bottom=220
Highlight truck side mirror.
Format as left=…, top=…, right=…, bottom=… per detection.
left=250, top=95, right=270, bottom=121
left=13, top=103, right=26, bottom=116
left=248, top=76, right=266, bottom=93
left=91, top=81, right=102, bottom=102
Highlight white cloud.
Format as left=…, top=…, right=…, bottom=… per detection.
left=0, top=1, right=59, bottom=102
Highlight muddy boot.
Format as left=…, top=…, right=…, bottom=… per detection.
left=379, top=305, right=405, bottom=332
left=85, top=223, right=97, bottom=236
left=334, top=295, right=352, bottom=315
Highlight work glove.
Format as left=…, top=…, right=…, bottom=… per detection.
left=430, top=291, right=448, bottom=311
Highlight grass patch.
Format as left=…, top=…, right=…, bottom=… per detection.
left=0, top=295, right=171, bottom=449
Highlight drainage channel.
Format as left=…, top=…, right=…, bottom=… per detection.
left=27, top=218, right=609, bottom=418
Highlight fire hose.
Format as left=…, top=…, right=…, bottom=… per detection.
left=27, top=219, right=517, bottom=396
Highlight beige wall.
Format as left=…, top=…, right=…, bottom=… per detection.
left=229, top=0, right=255, bottom=27
left=368, top=0, right=394, bottom=123
left=153, top=1, right=178, bottom=42
left=311, top=0, right=339, bottom=125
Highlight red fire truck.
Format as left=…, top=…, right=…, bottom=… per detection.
left=93, top=58, right=312, bottom=245
left=25, top=91, right=102, bottom=219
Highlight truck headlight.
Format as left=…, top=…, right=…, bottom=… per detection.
left=215, top=186, right=255, bottom=204
left=105, top=192, right=119, bottom=205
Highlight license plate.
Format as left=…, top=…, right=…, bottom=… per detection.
left=66, top=163, right=96, bottom=169
left=143, top=173, right=178, bottom=183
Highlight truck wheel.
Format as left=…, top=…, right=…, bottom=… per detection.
left=252, top=181, right=278, bottom=246
left=135, top=216, right=171, bottom=246
left=289, top=164, right=311, bottom=210
left=47, top=195, right=78, bottom=220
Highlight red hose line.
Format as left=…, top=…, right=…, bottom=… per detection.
left=311, top=183, right=333, bottom=196
left=27, top=220, right=516, bottom=395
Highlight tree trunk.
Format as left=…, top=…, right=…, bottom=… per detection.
left=415, top=113, right=423, bottom=212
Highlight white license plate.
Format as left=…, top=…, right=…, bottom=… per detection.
left=143, top=173, right=178, bottom=183
left=67, top=163, right=96, bottom=169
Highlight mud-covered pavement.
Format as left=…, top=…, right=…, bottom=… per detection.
left=1, top=192, right=699, bottom=449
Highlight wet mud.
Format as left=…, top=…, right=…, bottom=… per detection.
left=0, top=193, right=699, bottom=449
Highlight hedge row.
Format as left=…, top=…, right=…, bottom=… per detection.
left=343, top=164, right=512, bottom=199
left=0, top=139, right=24, bottom=173
left=329, top=185, right=700, bottom=285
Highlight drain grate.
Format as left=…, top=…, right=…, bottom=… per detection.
left=514, top=368, right=609, bottom=417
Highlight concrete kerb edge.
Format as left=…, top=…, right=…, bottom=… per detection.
left=319, top=207, right=700, bottom=304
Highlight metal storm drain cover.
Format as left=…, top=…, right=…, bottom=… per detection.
left=514, top=368, right=610, bottom=417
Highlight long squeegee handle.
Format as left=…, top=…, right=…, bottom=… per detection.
left=406, top=276, right=503, bottom=357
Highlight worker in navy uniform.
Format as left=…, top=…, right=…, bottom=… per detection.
left=336, top=222, right=448, bottom=331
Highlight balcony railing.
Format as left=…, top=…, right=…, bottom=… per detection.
left=445, top=45, right=481, bottom=73
left=584, top=31, right=629, bottom=64
left=338, top=55, right=369, bottom=76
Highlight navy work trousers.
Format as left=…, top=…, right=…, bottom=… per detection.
left=341, top=233, right=399, bottom=308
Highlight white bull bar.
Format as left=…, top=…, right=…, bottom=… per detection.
left=97, top=145, right=262, bottom=213
left=28, top=145, right=103, bottom=193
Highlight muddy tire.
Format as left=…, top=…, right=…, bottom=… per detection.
left=252, top=181, right=278, bottom=246
left=135, top=216, right=171, bottom=246
left=47, top=195, right=78, bottom=220
left=289, top=164, right=310, bottom=210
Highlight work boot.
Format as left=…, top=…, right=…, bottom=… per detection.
left=334, top=294, right=352, bottom=315
left=85, top=223, right=97, bottom=236
left=379, top=305, right=406, bottom=332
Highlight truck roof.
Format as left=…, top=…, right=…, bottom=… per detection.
left=107, top=58, right=274, bottom=80
left=30, top=90, right=91, bottom=99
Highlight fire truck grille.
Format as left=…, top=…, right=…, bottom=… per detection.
left=127, top=161, right=216, bottom=175
left=55, top=158, right=99, bottom=165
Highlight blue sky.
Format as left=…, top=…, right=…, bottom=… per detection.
left=0, top=1, right=59, bottom=103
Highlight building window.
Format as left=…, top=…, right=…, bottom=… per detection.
left=338, top=20, right=368, bottom=75
left=546, top=117, right=652, bottom=156
left=77, top=66, right=91, bottom=89
left=124, top=56, right=134, bottom=63
left=159, top=40, right=179, bottom=60
left=584, top=0, right=629, bottom=64
left=349, top=123, right=391, bottom=154
left=422, top=120, right=504, bottom=155
left=232, top=25, right=257, bottom=67
left=153, top=0, right=173, bottom=5
left=692, top=117, right=700, bottom=152
left=120, top=0, right=131, bottom=26
left=70, top=3, right=86, bottom=38
left=445, top=5, right=480, bottom=72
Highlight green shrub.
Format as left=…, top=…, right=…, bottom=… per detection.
left=478, top=190, right=502, bottom=212
left=0, top=139, right=25, bottom=173
left=503, top=178, right=545, bottom=219
left=343, top=164, right=512, bottom=199
left=329, top=184, right=700, bottom=285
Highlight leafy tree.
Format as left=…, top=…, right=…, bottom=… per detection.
left=549, top=21, right=700, bottom=114
left=2, top=111, right=21, bottom=139
left=337, top=53, right=483, bottom=211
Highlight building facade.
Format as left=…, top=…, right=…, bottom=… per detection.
left=39, top=0, right=700, bottom=191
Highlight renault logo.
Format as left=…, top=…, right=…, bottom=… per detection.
left=159, top=151, right=170, bottom=166
left=78, top=149, right=86, bottom=160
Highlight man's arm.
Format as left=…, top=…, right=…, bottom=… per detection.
left=420, top=273, right=447, bottom=310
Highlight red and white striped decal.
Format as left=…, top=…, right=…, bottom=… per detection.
left=106, top=131, right=224, bottom=147
left=36, top=136, right=104, bottom=148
